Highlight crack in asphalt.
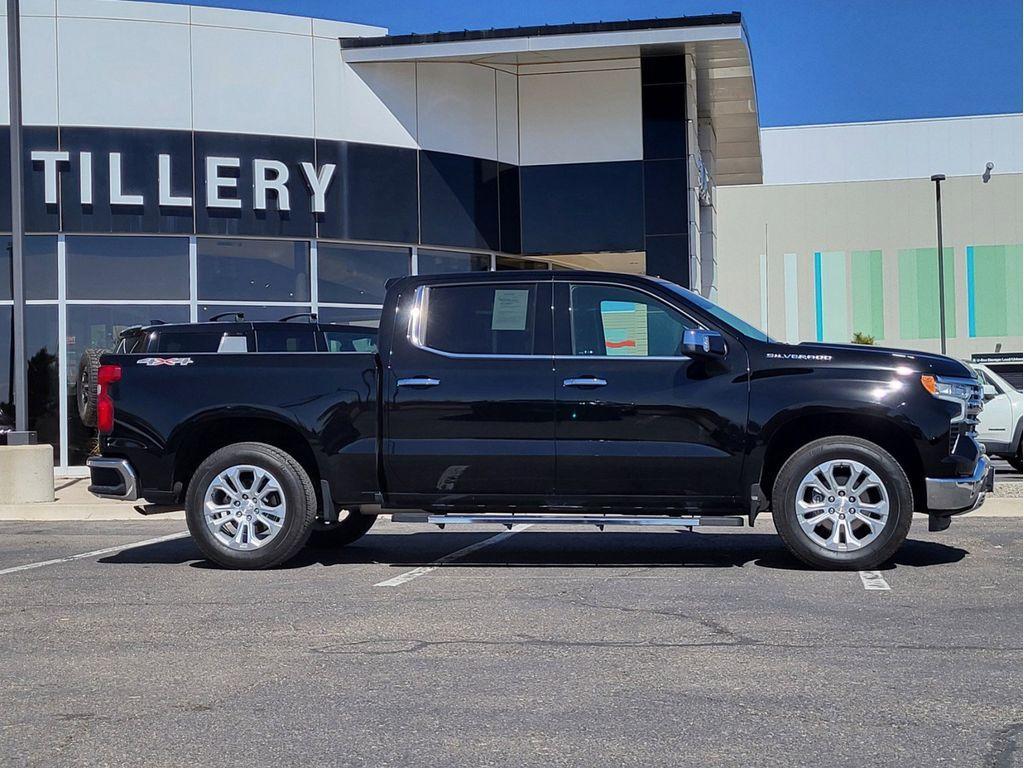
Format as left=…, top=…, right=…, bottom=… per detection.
left=308, top=636, right=1021, bottom=656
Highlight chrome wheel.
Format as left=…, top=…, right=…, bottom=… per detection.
left=795, top=459, right=890, bottom=552
left=203, top=465, right=287, bottom=551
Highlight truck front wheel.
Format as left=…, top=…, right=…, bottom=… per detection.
left=771, top=436, right=914, bottom=570
left=185, top=442, right=317, bottom=569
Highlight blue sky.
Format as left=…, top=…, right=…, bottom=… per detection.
left=154, top=0, right=1023, bottom=126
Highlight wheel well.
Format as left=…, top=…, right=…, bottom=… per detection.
left=173, top=417, right=321, bottom=504
left=759, top=414, right=924, bottom=508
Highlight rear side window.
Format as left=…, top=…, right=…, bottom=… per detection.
left=155, top=331, right=223, bottom=353
left=420, top=283, right=541, bottom=356
left=256, top=328, right=316, bottom=352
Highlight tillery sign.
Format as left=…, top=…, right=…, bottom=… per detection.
left=30, top=151, right=336, bottom=214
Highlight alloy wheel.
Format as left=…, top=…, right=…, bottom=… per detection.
left=203, top=465, right=288, bottom=551
left=794, top=459, right=890, bottom=552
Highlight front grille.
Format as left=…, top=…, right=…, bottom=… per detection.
left=951, top=383, right=984, bottom=452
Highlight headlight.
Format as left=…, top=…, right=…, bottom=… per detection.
left=920, top=375, right=980, bottom=424
left=920, top=375, right=975, bottom=401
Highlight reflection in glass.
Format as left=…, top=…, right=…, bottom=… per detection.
left=0, top=236, right=59, bottom=300
left=317, top=242, right=409, bottom=305
left=198, top=238, right=310, bottom=302
left=417, top=249, right=490, bottom=275
left=198, top=304, right=311, bottom=322
left=66, top=304, right=190, bottom=466
left=316, top=306, right=382, bottom=328
left=496, top=257, right=549, bottom=271
left=0, top=306, right=60, bottom=462
left=66, top=236, right=189, bottom=300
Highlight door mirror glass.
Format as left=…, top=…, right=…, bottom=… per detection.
left=681, top=328, right=726, bottom=357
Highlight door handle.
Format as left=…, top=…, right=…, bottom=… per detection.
left=563, top=377, right=607, bottom=388
left=397, top=377, right=441, bottom=387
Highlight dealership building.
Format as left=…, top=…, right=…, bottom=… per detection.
left=1, top=0, right=762, bottom=471
left=1, top=0, right=1021, bottom=473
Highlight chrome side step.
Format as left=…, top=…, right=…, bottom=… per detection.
left=389, top=513, right=745, bottom=529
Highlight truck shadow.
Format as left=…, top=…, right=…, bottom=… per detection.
left=99, top=530, right=968, bottom=572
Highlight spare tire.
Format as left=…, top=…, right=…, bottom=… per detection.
left=77, top=348, right=108, bottom=427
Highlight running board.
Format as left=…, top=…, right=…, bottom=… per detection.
left=389, top=513, right=745, bottom=530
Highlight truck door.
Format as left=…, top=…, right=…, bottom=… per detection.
left=552, top=280, right=748, bottom=508
left=383, top=278, right=555, bottom=507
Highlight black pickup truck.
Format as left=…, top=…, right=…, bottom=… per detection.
left=86, top=271, right=993, bottom=570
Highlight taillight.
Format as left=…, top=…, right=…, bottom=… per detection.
left=96, top=364, right=122, bottom=434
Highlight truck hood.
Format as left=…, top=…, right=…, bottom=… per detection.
left=766, top=341, right=975, bottom=378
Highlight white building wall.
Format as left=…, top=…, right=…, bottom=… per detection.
left=415, top=62, right=498, bottom=159
left=0, top=2, right=60, bottom=125
left=57, top=15, right=193, bottom=130
left=0, top=0, right=389, bottom=136
left=518, top=61, right=643, bottom=166
left=761, top=114, right=1023, bottom=184
left=326, top=60, right=418, bottom=147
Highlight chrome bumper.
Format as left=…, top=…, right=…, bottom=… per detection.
left=925, top=453, right=994, bottom=513
left=86, top=457, right=139, bottom=501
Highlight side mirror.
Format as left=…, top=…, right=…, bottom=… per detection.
left=682, top=328, right=726, bottom=357
left=983, top=384, right=997, bottom=399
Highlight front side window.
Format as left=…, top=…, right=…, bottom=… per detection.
left=569, top=284, right=695, bottom=358
left=419, top=283, right=539, bottom=356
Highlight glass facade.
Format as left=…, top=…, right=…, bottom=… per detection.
left=418, top=249, right=491, bottom=275
left=0, top=233, right=547, bottom=469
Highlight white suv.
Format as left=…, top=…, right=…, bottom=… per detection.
left=971, top=363, right=1023, bottom=471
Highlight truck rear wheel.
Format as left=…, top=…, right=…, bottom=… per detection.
left=771, top=436, right=914, bottom=570
left=308, top=508, right=378, bottom=548
left=185, top=442, right=317, bottom=569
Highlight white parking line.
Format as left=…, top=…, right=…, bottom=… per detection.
left=0, top=532, right=190, bottom=577
left=858, top=570, right=892, bottom=590
left=375, top=524, right=533, bottom=587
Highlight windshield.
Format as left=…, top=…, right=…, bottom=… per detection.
left=656, top=280, right=773, bottom=342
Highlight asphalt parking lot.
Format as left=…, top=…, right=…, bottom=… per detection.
left=0, top=515, right=1020, bottom=768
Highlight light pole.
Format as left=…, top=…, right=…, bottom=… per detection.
left=5, top=0, right=32, bottom=444
left=930, top=173, right=948, bottom=356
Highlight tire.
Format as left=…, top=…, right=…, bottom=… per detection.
left=771, top=436, right=914, bottom=570
left=76, top=348, right=107, bottom=427
left=307, top=509, right=377, bottom=549
left=185, top=442, right=317, bottom=569
left=1008, top=449, right=1022, bottom=473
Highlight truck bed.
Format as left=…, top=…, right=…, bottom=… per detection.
left=99, top=352, right=381, bottom=506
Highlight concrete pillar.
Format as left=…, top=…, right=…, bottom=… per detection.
left=698, top=117, right=718, bottom=298
left=0, top=445, right=54, bottom=503
left=684, top=53, right=701, bottom=291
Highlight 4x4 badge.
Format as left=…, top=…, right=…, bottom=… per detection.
left=137, top=357, right=194, bottom=366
